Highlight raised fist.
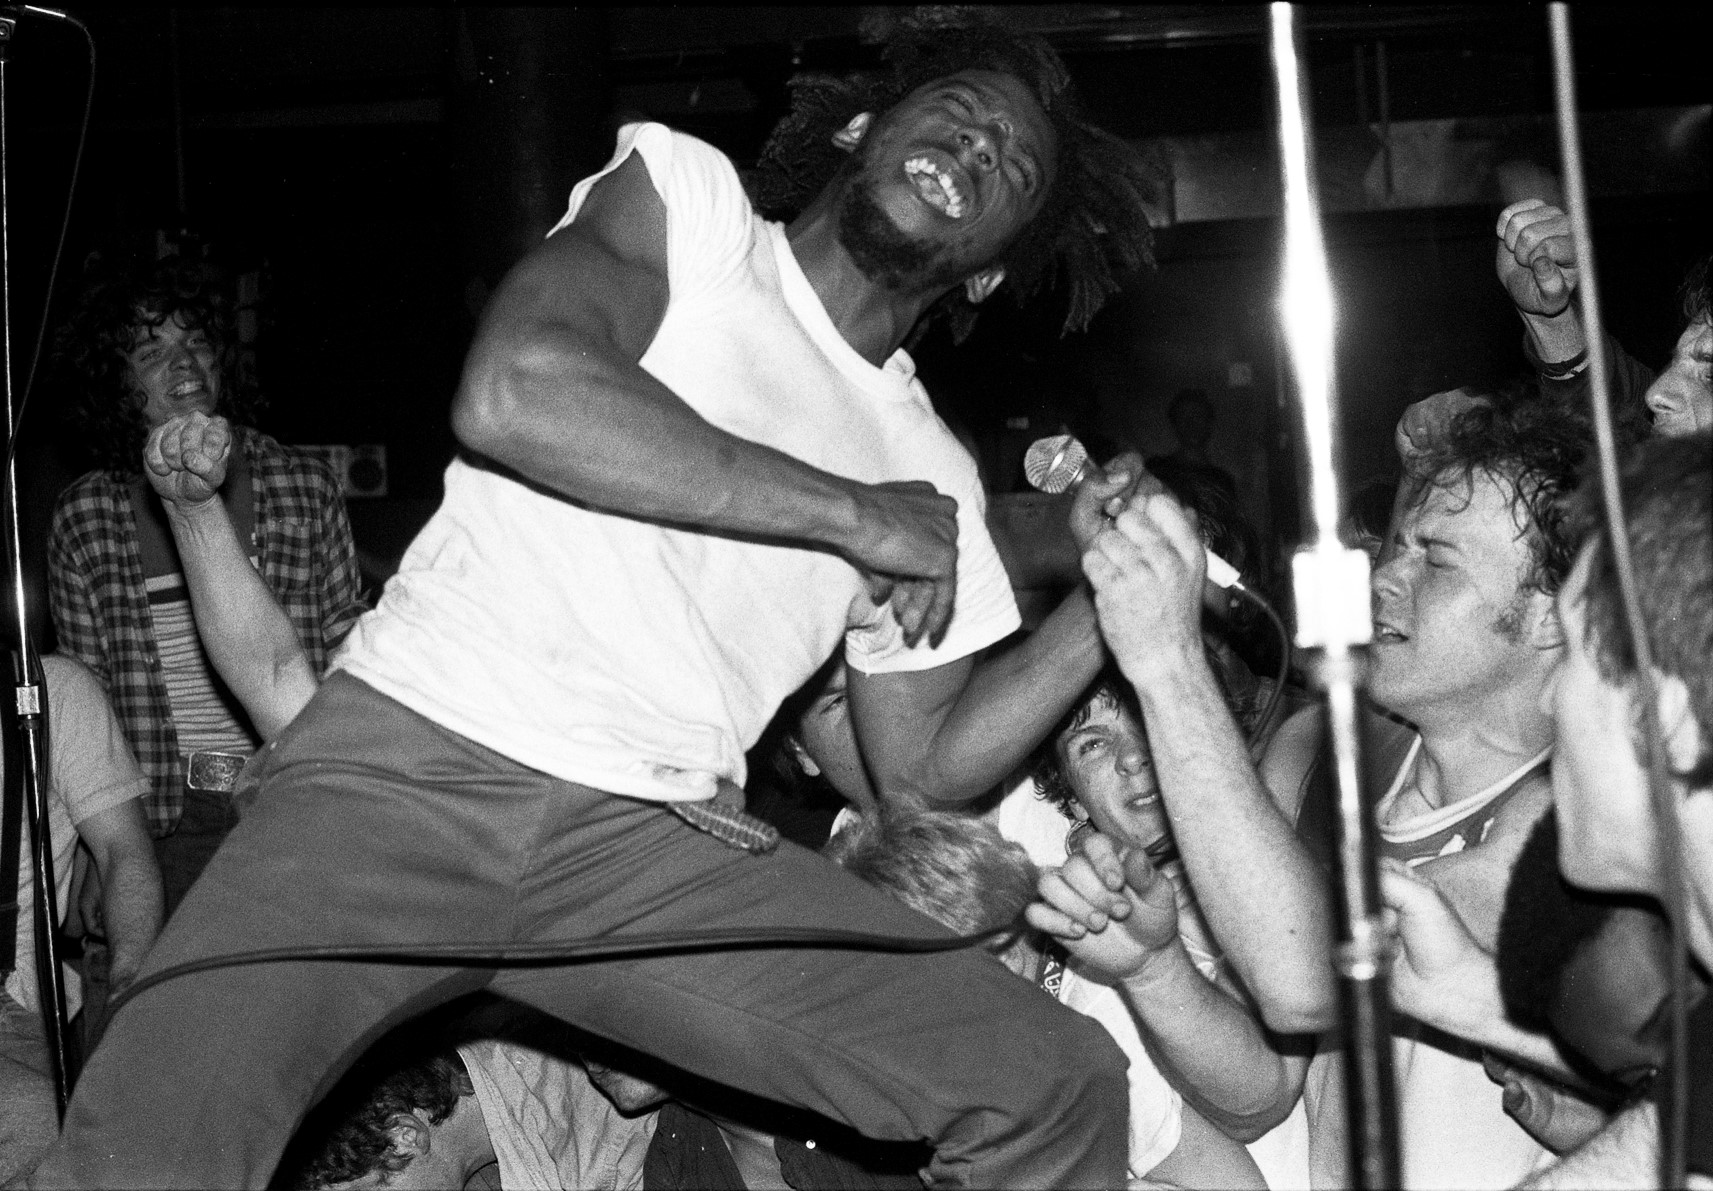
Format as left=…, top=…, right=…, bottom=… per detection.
left=144, top=411, right=232, bottom=509
left=1495, top=199, right=1577, bottom=319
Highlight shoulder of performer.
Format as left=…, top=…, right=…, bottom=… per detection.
left=553, top=122, right=757, bottom=295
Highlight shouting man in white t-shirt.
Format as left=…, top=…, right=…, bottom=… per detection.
left=34, top=16, right=1166, bottom=1191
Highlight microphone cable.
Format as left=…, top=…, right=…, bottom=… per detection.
left=6, top=4, right=94, bottom=464
left=1229, top=580, right=1292, bottom=752
left=102, top=921, right=1006, bottom=1022
left=98, top=583, right=1291, bottom=1025
left=1549, top=6, right=1689, bottom=1184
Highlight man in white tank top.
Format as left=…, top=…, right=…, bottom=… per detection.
left=33, top=21, right=1168, bottom=1191
left=1070, top=393, right=1592, bottom=1185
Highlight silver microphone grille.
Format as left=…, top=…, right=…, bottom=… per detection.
left=1023, top=434, right=1089, bottom=495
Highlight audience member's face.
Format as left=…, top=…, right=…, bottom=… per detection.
left=1056, top=694, right=1168, bottom=854
left=1369, top=468, right=1555, bottom=720
left=1546, top=544, right=1656, bottom=894
left=126, top=310, right=220, bottom=430
left=836, top=69, right=1057, bottom=292
left=792, top=662, right=878, bottom=813
left=1645, top=315, right=1713, bottom=437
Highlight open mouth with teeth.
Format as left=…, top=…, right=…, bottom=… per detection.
left=1122, top=791, right=1164, bottom=820
left=169, top=379, right=208, bottom=399
left=1373, top=623, right=1411, bottom=644
left=903, top=154, right=969, bottom=219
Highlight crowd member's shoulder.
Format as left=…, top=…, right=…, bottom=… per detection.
left=50, top=465, right=125, bottom=522
left=42, top=651, right=105, bottom=705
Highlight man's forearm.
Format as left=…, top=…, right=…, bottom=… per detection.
left=914, top=586, right=1103, bottom=803
left=1122, top=943, right=1298, bottom=1141
left=165, top=500, right=319, bottom=738
left=99, top=852, right=163, bottom=990
left=1521, top=1102, right=1658, bottom=1189
left=454, top=325, right=868, bottom=554
left=1130, top=650, right=1335, bottom=1033
left=1521, top=307, right=1587, bottom=368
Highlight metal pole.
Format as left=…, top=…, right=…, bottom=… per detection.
left=1267, top=7, right=1399, bottom=1186
left=0, top=23, right=71, bottom=1115
left=1546, top=7, right=1688, bottom=1185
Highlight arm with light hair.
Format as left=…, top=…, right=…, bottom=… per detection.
left=1081, top=499, right=1337, bottom=1034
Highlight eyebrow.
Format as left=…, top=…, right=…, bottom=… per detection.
left=1061, top=724, right=1110, bottom=751
left=943, top=83, right=1045, bottom=177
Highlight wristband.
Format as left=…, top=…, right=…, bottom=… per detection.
left=1539, top=348, right=1589, bottom=382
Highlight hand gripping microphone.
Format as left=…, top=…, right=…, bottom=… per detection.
left=1023, top=434, right=1244, bottom=590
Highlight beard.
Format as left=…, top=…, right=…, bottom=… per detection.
left=834, top=149, right=976, bottom=293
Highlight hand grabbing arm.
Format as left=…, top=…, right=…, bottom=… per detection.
left=1028, top=834, right=1305, bottom=1140
left=1379, top=860, right=1575, bottom=1080
left=847, top=454, right=1150, bottom=807
left=1026, top=831, right=1181, bottom=983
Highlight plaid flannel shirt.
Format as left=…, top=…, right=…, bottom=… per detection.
left=48, top=426, right=368, bottom=836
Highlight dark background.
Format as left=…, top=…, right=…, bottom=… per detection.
left=6, top=5, right=1709, bottom=628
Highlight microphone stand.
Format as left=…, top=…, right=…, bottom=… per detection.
left=1268, top=6, right=1398, bottom=1186
left=0, top=9, right=72, bottom=1117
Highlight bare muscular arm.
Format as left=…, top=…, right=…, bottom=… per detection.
left=847, top=459, right=1146, bottom=808
left=451, top=154, right=960, bottom=645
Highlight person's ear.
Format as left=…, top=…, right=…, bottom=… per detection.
left=383, top=1112, right=433, bottom=1162
left=1656, top=672, right=1706, bottom=777
left=963, top=266, right=1006, bottom=305
left=831, top=113, right=873, bottom=153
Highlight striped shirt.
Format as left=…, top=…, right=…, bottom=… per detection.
left=48, top=426, right=367, bottom=835
left=145, top=572, right=256, bottom=756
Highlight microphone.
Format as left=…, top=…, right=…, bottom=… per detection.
left=1023, top=434, right=1244, bottom=590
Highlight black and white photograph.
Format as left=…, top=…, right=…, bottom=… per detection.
left=0, top=5, right=1708, bottom=1188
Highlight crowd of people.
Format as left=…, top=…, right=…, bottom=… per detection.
left=2, top=11, right=1709, bottom=1190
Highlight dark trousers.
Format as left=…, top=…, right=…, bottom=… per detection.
left=30, top=674, right=1128, bottom=1190
left=152, top=787, right=242, bottom=922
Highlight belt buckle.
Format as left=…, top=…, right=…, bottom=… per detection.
left=186, top=750, right=250, bottom=793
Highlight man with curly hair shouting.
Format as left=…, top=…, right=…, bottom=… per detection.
left=33, top=16, right=1162, bottom=1190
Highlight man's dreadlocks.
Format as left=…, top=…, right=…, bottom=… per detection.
left=750, top=10, right=1160, bottom=340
